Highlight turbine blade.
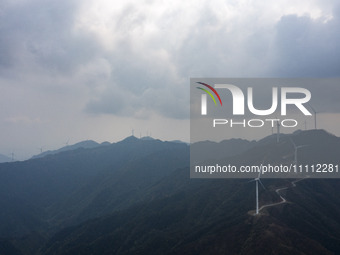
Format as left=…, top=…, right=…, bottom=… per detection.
left=289, top=137, right=297, bottom=148
left=308, top=103, right=316, bottom=113
left=257, top=157, right=266, bottom=179
left=258, top=179, right=266, bottom=190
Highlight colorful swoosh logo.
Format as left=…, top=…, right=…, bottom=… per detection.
left=196, top=82, right=222, bottom=106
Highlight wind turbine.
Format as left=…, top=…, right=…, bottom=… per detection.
left=38, top=146, right=44, bottom=154
left=276, top=120, right=280, bottom=143
left=9, top=151, right=15, bottom=162
left=255, top=171, right=266, bottom=215
left=308, top=104, right=317, bottom=129
left=249, top=161, right=266, bottom=215
left=290, top=138, right=308, bottom=166
left=64, top=138, right=70, bottom=147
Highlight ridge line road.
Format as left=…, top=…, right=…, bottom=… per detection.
left=258, top=177, right=309, bottom=213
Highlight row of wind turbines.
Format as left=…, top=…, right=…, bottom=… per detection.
left=273, top=103, right=317, bottom=144
left=7, top=127, right=154, bottom=161
left=8, top=128, right=153, bottom=161
left=6, top=138, right=71, bottom=162
left=130, top=128, right=152, bottom=138
left=251, top=137, right=308, bottom=215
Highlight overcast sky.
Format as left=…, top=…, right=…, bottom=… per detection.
left=1, top=0, right=340, bottom=159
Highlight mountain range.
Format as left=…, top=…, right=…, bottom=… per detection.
left=0, top=130, right=340, bottom=255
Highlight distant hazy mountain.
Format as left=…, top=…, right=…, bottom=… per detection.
left=169, top=139, right=188, bottom=144
left=140, top=136, right=155, bottom=141
left=100, top=141, right=111, bottom=146
left=31, top=140, right=101, bottom=159
left=191, top=138, right=256, bottom=163
left=0, top=154, right=11, bottom=163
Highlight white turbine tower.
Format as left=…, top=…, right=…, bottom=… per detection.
left=308, top=104, right=317, bottom=129
left=290, top=138, right=308, bottom=166
left=249, top=161, right=266, bottom=215
left=276, top=120, right=281, bottom=143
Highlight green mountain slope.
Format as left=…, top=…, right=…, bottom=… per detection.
left=0, top=137, right=188, bottom=238
left=1, top=130, right=340, bottom=255
left=39, top=130, right=340, bottom=255
left=40, top=172, right=340, bottom=255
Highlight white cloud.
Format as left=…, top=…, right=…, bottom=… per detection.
left=0, top=0, right=339, bottom=158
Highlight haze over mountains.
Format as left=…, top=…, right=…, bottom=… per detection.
left=0, top=154, right=11, bottom=163
left=31, top=140, right=105, bottom=159
left=30, top=136, right=180, bottom=160
left=0, top=130, right=340, bottom=254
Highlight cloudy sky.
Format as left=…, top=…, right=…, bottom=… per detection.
left=1, top=0, right=340, bottom=159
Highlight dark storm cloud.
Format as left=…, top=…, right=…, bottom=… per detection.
left=86, top=76, right=189, bottom=120
left=86, top=90, right=126, bottom=115
left=2, top=0, right=340, bottom=122
left=271, top=6, right=340, bottom=77
left=85, top=3, right=340, bottom=119
left=3, top=0, right=340, bottom=158
left=83, top=10, right=190, bottom=119
left=0, top=0, right=99, bottom=74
